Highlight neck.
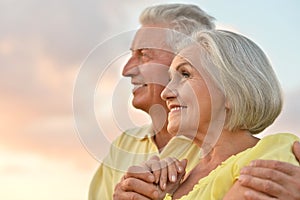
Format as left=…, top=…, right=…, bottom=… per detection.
left=198, top=129, right=259, bottom=166
left=149, top=107, right=173, bottom=150
left=153, top=128, right=173, bottom=151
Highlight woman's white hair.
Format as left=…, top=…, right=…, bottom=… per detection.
left=181, top=30, right=282, bottom=134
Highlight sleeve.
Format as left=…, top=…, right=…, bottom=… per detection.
left=88, top=162, right=113, bottom=200
left=88, top=137, right=122, bottom=200
left=233, top=133, right=300, bottom=180
left=163, top=193, right=173, bottom=200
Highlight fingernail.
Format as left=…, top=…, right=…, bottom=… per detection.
left=249, top=160, right=255, bottom=166
left=171, top=175, right=176, bottom=182
left=238, top=175, right=246, bottom=182
left=153, top=190, right=159, bottom=198
left=178, top=166, right=183, bottom=172
left=161, top=183, right=166, bottom=190
left=148, top=175, right=155, bottom=182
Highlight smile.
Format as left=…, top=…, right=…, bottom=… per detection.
left=170, top=106, right=187, bottom=112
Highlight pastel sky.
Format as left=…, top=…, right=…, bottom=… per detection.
left=1, top=0, right=299, bottom=199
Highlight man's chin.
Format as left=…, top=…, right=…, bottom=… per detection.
left=132, top=101, right=148, bottom=113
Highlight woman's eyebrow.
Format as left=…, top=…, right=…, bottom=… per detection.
left=175, top=62, right=191, bottom=71
left=168, top=61, right=191, bottom=76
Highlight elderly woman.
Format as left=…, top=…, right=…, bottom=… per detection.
left=119, top=30, right=300, bottom=200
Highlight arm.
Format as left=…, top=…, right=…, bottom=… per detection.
left=223, top=159, right=300, bottom=200
left=237, top=141, right=300, bottom=200
left=113, top=156, right=187, bottom=200
left=88, top=160, right=114, bottom=200
left=89, top=134, right=129, bottom=200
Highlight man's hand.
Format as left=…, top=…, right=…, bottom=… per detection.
left=113, top=156, right=187, bottom=200
left=238, top=141, right=300, bottom=200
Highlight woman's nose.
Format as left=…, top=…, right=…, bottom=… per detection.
left=161, top=83, right=178, bottom=101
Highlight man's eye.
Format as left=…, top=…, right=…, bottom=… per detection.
left=140, top=49, right=151, bottom=62
left=141, top=52, right=148, bottom=57
left=141, top=49, right=150, bottom=57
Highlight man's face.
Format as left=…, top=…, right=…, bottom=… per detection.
left=122, top=26, right=175, bottom=113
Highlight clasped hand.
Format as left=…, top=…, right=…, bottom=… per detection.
left=113, top=156, right=187, bottom=200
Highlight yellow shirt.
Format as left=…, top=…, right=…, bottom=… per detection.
left=164, top=133, right=300, bottom=200
left=88, top=124, right=200, bottom=200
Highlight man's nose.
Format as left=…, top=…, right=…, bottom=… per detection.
left=122, top=56, right=140, bottom=77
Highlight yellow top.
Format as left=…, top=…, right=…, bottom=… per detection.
left=164, top=133, right=300, bottom=200
left=88, top=124, right=200, bottom=200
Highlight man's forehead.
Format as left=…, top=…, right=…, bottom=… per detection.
left=131, top=27, right=174, bottom=52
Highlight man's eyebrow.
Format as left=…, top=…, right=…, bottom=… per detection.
left=129, top=48, right=151, bottom=52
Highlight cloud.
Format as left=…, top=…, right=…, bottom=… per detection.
left=0, top=148, right=94, bottom=200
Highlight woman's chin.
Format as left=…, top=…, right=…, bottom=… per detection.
left=167, top=125, right=178, bottom=136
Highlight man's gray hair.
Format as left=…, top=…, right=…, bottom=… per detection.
left=139, top=4, right=216, bottom=51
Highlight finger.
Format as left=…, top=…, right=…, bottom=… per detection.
left=243, top=189, right=277, bottom=200
left=113, top=191, right=152, bottom=200
left=166, top=157, right=178, bottom=183
left=249, top=159, right=298, bottom=176
left=178, top=159, right=188, bottom=173
left=149, top=155, right=160, bottom=161
left=125, top=166, right=155, bottom=183
left=120, top=177, right=159, bottom=199
left=113, top=183, right=150, bottom=200
left=241, top=164, right=300, bottom=199
left=114, top=182, right=151, bottom=200
left=240, top=166, right=291, bottom=184
left=144, top=159, right=161, bottom=184
left=159, top=160, right=168, bottom=190
left=177, top=159, right=187, bottom=182
left=293, top=141, right=300, bottom=162
left=238, top=174, right=284, bottom=197
left=146, top=155, right=161, bottom=183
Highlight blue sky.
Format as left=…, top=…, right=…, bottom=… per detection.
left=125, top=0, right=300, bottom=90
left=0, top=1, right=299, bottom=199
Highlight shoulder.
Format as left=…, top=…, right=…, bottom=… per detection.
left=108, top=124, right=156, bottom=159
left=253, top=133, right=299, bottom=152
left=239, top=133, right=299, bottom=164
left=259, top=132, right=299, bottom=143
left=112, top=124, right=153, bottom=144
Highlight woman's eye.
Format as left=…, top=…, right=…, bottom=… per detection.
left=181, top=71, right=190, bottom=78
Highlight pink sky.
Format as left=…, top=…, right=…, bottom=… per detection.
left=1, top=1, right=299, bottom=199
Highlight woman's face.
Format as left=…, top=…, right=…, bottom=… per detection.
left=161, top=55, right=224, bottom=141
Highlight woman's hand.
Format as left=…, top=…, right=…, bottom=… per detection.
left=113, top=156, right=187, bottom=200
left=141, top=156, right=187, bottom=191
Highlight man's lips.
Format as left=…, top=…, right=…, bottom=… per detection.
left=132, top=83, right=147, bottom=93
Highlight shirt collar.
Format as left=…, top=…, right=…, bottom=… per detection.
left=125, top=124, right=154, bottom=140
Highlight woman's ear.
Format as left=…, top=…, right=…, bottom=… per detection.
left=225, top=99, right=230, bottom=109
